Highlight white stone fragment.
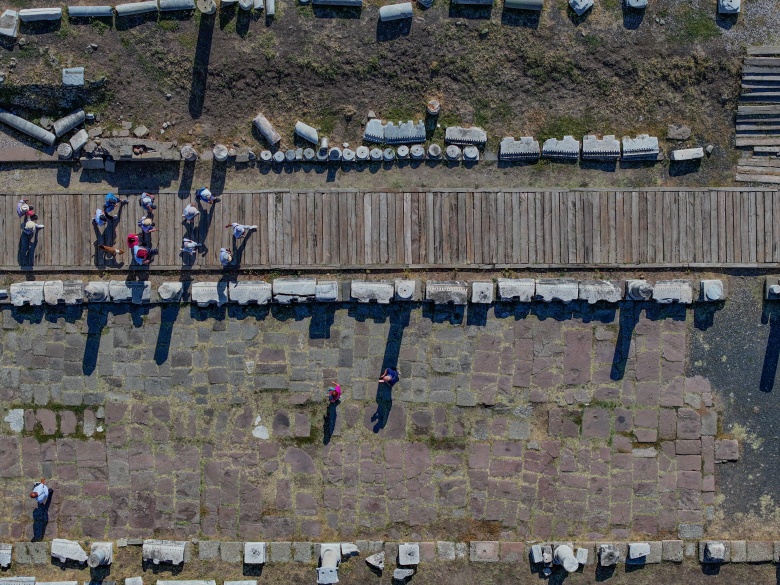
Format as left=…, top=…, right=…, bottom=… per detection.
left=109, top=280, right=151, bottom=304
left=0, top=544, right=11, bottom=568
left=535, top=278, right=578, bottom=302
left=599, top=544, right=620, bottom=566
left=394, top=279, right=420, bottom=301
left=393, top=569, right=415, bottom=581
left=190, top=282, right=228, bottom=307
left=88, top=543, right=113, bottom=567
left=622, top=134, right=660, bottom=160
left=704, top=541, right=726, bottom=563
left=43, top=280, right=64, bottom=305
left=84, top=281, right=110, bottom=302
left=426, top=281, right=468, bottom=305
left=582, top=135, right=620, bottom=160
left=0, top=578, right=36, bottom=585
left=578, top=280, right=622, bottom=304
left=568, top=0, right=592, bottom=14
left=628, top=542, right=651, bottom=561
left=350, top=281, right=394, bottom=304
left=653, top=280, right=693, bottom=304
left=272, top=278, right=316, bottom=303
left=315, top=281, right=340, bottom=302
left=499, top=136, right=539, bottom=161
left=542, top=135, right=580, bottom=159
left=530, top=544, right=544, bottom=564
left=398, top=543, right=420, bottom=566
left=554, top=545, right=578, bottom=573
left=497, top=278, right=535, bottom=302
left=157, top=582, right=214, bottom=585
left=125, top=578, right=143, bottom=585
left=316, top=569, right=338, bottom=585
left=700, top=280, right=725, bottom=301
left=670, top=147, right=704, bottom=161
left=365, top=551, right=384, bottom=570
left=62, top=67, right=85, bottom=87
left=51, top=539, right=88, bottom=563
left=575, top=547, right=588, bottom=565
left=340, top=543, right=358, bottom=557
left=471, top=282, right=494, bottom=304
left=142, top=540, right=186, bottom=565
left=4, top=409, right=24, bottom=432
left=379, top=2, right=413, bottom=21
left=0, top=10, right=19, bottom=38
left=42, top=280, right=83, bottom=305
left=157, top=282, right=184, bottom=302
left=69, top=129, right=88, bottom=151
left=10, top=282, right=44, bottom=306
left=445, top=126, right=487, bottom=146
left=718, top=0, right=739, bottom=13
left=251, top=426, right=269, bottom=439
left=228, top=281, right=272, bottom=305
left=244, top=543, right=266, bottom=564
left=626, top=279, right=653, bottom=301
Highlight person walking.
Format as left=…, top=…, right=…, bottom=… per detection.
left=93, top=209, right=109, bottom=228
left=103, top=192, right=129, bottom=220
left=196, top=187, right=221, bottom=205
left=132, top=244, right=158, bottom=266
left=181, top=238, right=202, bottom=255
left=29, top=478, right=51, bottom=542
left=378, top=367, right=400, bottom=387
left=182, top=203, right=200, bottom=223
left=137, top=216, right=156, bottom=234
left=225, top=223, right=257, bottom=239
left=17, top=199, right=35, bottom=219
left=327, top=380, right=342, bottom=404
left=139, top=192, right=157, bottom=212
left=29, top=478, right=49, bottom=506
left=22, top=220, right=44, bottom=238
left=218, top=247, right=232, bottom=266
left=127, top=233, right=140, bottom=249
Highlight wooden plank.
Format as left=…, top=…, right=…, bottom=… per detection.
left=707, top=190, right=717, bottom=264
left=747, top=46, right=780, bottom=56
left=535, top=193, right=545, bottom=264
left=426, top=191, right=434, bottom=264
left=775, top=191, right=780, bottom=262
left=363, top=192, right=372, bottom=264
left=404, top=192, right=412, bottom=265
left=749, top=190, right=758, bottom=263
left=497, top=192, right=506, bottom=264
left=432, top=191, right=441, bottom=264
left=582, top=192, right=593, bottom=264
left=737, top=104, right=780, bottom=114
left=757, top=191, right=765, bottom=262
left=510, top=192, right=520, bottom=264
left=736, top=137, right=780, bottom=147
left=385, top=192, right=395, bottom=264
left=542, top=191, right=552, bottom=264
left=449, top=193, right=459, bottom=265
left=662, top=191, right=673, bottom=263
left=718, top=191, right=727, bottom=263
left=678, top=191, right=687, bottom=262
left=645, top=191, right=655, bottom=263
left=354, top=192, right=363, bottom=266
left=438, top=192, right=448, bottom=265
left=472, top=192, right=482, bottom=264
left=484, top=191, right=493, bottom=264
left=700, top=190, right=709, bottom=263
left=558, top=191, right=568, bottom=264
left=737, top=165, right=780, bottom=175
left=566, top=192, right=576, bottom=264
left=737, top=124, right=780, bottom=131
left=745, top=57, right=780, bottom=66
left=574, top=192, right=584, bottom=264
left=519, top=192, right=529, bottom=264
left=550, top=191, right=560, bottom=264
left=736, top=173, right=780, bottom=183
left=371, top=192, right=381, bottom=265
left=738, top=157, right=780, bottom=167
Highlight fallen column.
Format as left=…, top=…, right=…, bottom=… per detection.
left=52, top=110, right=85, bottom=138
left=379, top=2, right=413, bottom=20
left=0, top=109, right=55, bottom=146
left=19, top=7, right=62, bottom=21
left=68, top=5, right=114, bottom=16
left=253, top=112, right=281, bottom=147
left=115, top=0, right=159, bottom=15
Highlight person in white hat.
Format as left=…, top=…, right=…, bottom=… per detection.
left=196, top=187, right=221, bottom=205
left=22, top=219, right=44, bottom=237
left=137, top=216, right=156, bottom=234
left=93, top=209, right=109, bottom=228
left=219, top=247, right=233, bottom=266
left=182, top=203, right=200, bottom=223
left=180, top=238, right=202, bottom=255
left=16, top=198, right=33, bottom=218
left=225, top=223, right=257, bottom=240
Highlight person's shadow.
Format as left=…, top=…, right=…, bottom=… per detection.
left=370, top=383, right=393, bottom=433
left=32, top=488, right=53, bottom=542
left=760, top=303, right=780, bottom=393
left=18, top=229, right=40, bottom=268
left=323, top=401, right=338, bottom=444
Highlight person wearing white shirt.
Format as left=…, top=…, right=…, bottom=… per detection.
left=225, top=223, right=257, bottom=239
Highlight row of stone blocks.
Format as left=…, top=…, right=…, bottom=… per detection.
left=5, top=540, right=780, bottom=569
left=499, top=134, right=661, bottom=162
left=4, top=278, right=726, bottom=307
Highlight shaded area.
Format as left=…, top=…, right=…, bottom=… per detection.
left=31, top=487, right=53, bottom=542
left=188, top=14, right=216, bottom=119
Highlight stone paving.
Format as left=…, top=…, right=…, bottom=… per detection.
left=0, top=299, right=738, bottom=542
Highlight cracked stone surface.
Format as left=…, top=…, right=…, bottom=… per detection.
left=0, top=300, right=736, bottom=541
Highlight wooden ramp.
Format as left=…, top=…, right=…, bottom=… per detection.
left=2, top=189, right=780, bottom=271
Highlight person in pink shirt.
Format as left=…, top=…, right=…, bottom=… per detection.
left=328, top=381, right=341, bottom=403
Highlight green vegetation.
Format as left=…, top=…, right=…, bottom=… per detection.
left=677, top=6, right=721, bottom=42
left=536, top=113, right=598, bottom=142
left=289, top=54, right=338, bottom=80
left=55, top=20, right=73, bottom=39
left=253, top=31, right=277, bottom=60
left=158, top=18, right=180, bottom=32
left=90, top=18, right=110, bottom=35
left=316, top=106, right=338, bottom=135
left=581, top=34, right=603, bottom=49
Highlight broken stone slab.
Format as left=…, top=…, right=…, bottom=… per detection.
left=379, top=1, right=413, bottom=20
left=653, top=279, right=693, bottom=304
left=88, top=543, right=112, bottom=568
left=530, top=544, right=544, bottom=564
left=384, top=120, right=426, bottom=144
left=156, top=282, right=183, bottom=302
left=0, top=579, right=36, bottom=585
left=243, top=542, right=266, bottom=565
left=253, top=112, right=281, bottom=147
left=115, top=0, right=158, bottom=15
left=69, top=129, right=89, bottom=151
left=190, top=282, right=228, bottom=307
left=67, top=5, right=114, bottom=17
left=667, top=124, right=692, bottom=140
left=133, top=126, right=149, bottom=138
left=553, top=545, right=578, bottom=572
left=109, top=280, right=151, bottom=304
left=598, top=544, right=621, bottom=566
left=398, top=543, right=420, bottom=566
left=45, top=280, right=83, bottom=305
left=715, top=439, right=739, bottom=461
left=316, top=569, right=338, bottom=585
left=497, top=278, right=535, bottom=302
left=10, top=282, right=44, bottom=306
left=582, top=135, right=621, bottom=160
left=575, top=547, right=588, bottom=565
left=84, top=281, right=110, bottom=302
left=471, top=282, right=494, bottom=303
left=19, top=7, right=62, bottom=21
left=0, top=108, right=56, bottom=146
left=125, top=578, right=142, bottom=585
left=700, top=541, right=729, bottom=563
left=568, top=0, right=592, bottom=14
left=626, top=542, right=650, bottom=564
left=272, top=278, right=316, bottom=303
left=542, top=135, right=580, bottom=160
left=315, top=280, right=339, bottom=302
left=700, top=279, right=725, bottom=301
left=51, top=539, right=88, bottom=564
left=622, top=134, right=660, bottom=160
left=394, top=279, right=421, bottom=301
left=142, top=540, right=186, bottom=565
left=53, top=109, right=85, bottom=138
left=425, top=281, right=468, bottom=305
left=228, top=281, right=272, bottom=305
left=340, top=543, right=358, bottom=557
left=499, top=136, right=540, bottom=161
left=445, top=126, right=487, bottom=146
left=58, top=143, right=73, bottom=159
left=157, top=582, right=214, bottom=585
left=625, top=279, right=653, bottom=301
left=670, top=147, right=704, bottom=161
left=662, top=540, right=683, bottom=563
left=578, top=280, right=621, bottom=304
left=363, top=119, right=384, bottom=143
left=350, top=280, right=394, bottom=303
left=0, top=10, right=19, bottom=38
left=62, top=67, right=85, bottom=87
left=81, top=157, right=104, bottom=169
left=0, top=544, right=11, bottom=568
left=535, top=278, right=578, bottom=302
left=365, top=551, right=384, bottom=570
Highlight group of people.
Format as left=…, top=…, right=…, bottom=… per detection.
left=17, top=198, right=44, bottom=239
left=92, top=188, right=258, bottom=267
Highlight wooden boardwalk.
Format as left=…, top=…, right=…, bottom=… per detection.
left=3, top=188, right=780, bottom=271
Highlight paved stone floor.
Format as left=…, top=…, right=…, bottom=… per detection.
left=0, top=291, right=742, bottom=542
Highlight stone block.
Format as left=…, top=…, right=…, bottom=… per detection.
left=470, top=541, right=499, bottom=562
left=350, top=280, right=394, bottom=303
left=667, top=124, right=691, bottom=140
left=315, top=281, right=339, bottom=302
left=394, top=279, right=421, bottom=301
left=51, top=539, right=88, bottom=564
left=535, top=278, right=578, bottom=302
left=157, top=282, right=183, bottom=302
left=699, top=541, right=729, bottom=563
left=653, top=280, right=693, bottom=304
left=69, top=129, right=88, bottom=151
left=662, top=540, right=683, bottom=562
left=529, top=544, right=544, bottom=564
left=157, top=582, right=213, bottom=585
left=499, top=136, right=539, bottom=161
left=700, top=280, right=726, bottom=302
left=626, top=542, right=650, bottom=564
left=225, top=581, right=255, bottom=585
left=273, top=279, right=316, bottom=303
left=243, top=542, right=266, bottom=564
left=198, top=541, right=219, bottom=560
left=108, top=280, right=150, bottom=304
left=622, top=134, right=660, bottom=160
left=365, top=551, right=384, bottom=569
left=0, top=543, right=11, bottom=568
left=625, top=279, right=653, bottom=301
left=228, top=281, right=272, bottom=305
left=569, top=0, right=593, bottom=15
left=578, top=280, right=621, bottom=304
left=497, top=278, right=535, bottom=302
left=81, top=157, right=105, bottom=170
left=392, top=568, right=415, bottom=581
left=43, top=280, right=64, bottom=305
left=575, top=547, right=589, bottom=565
left=715, top=439, right=739, bottom=461
left=270, top=542, right=292, bottom=562
left=598, top=544, right=621, bottom=566
left=437, top=542, right=455, bottom=561
left=398, top=543, right=420, bottom=566
left=0, top=10, right=19, bottom=38
left=542, top=135, right=580, bottom=159
left=746, top=541, right=773, bottom=563
left=142, top=540, right=186, bottom=565
left=718, top=0, right=740, bottom=13
left=88, top=542, right=113, bottom=567
left=670, top=147, right=704, bottom=161
left=471, top=282, right=494, bottom=304
left=84, top=281, right=110, bottom=302
left=19, top=7, right=62, bottom=21
left=425, top=281, right=468, bottom=305
left=190, top=282, right=228, bottom=307
left=10, top=282, right=44, bottom=306
left=499, top=542, right=524, bottom=563
left=220, top=542, right=242, bottom=563
left=0, top=579, right=35, bottom=585
left=582, top=135, right=621, bottom=160
left=730, top=540, right=747, bottom=563
left=293, top=543, right=313, bottom=563
left=62, top=67, right=84, bottom=87
left=765, top=276, right=780, bottom=300
left=445, top=126, right=487, bottom=146
left=159, top=0, right=196, bottom=9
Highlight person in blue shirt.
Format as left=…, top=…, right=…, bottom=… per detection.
left=378, top=367, right=399, bottom=387
left=103, top=192, right=129, bottom=220
left=196, top=187, right=221, bottom=205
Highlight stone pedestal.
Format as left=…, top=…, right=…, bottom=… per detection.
left=244, top=542, right=266, bottom=565
left=51, top=539, right=88, bottom=563
left=142, top=540, right=186, bottom=565
left=350, top=281, right=394, bottom=303
left=88, top=543, right=113, bottom=567
left=190, top=282, right=228, bottom=307
left=471, top=282, right=494, bottom=304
